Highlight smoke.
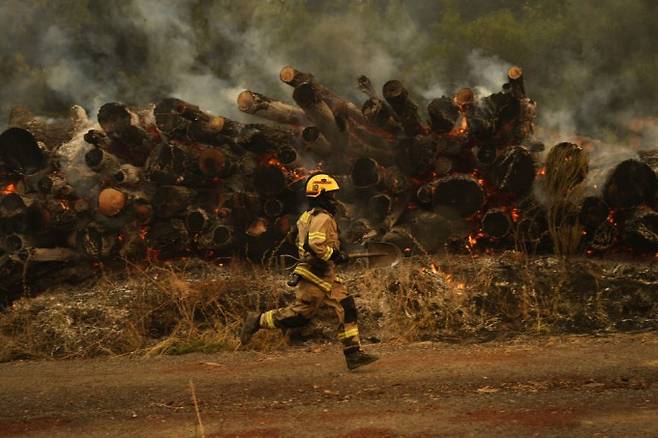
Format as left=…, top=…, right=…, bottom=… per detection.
left=0, top=0, right=655, bottom=147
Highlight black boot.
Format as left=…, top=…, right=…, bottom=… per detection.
left=345, top=349, right=379, bottom=370
left=240, top=313, right=261, bottom=345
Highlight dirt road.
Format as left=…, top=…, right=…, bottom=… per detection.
left=0, top=332, right=657, bottom=437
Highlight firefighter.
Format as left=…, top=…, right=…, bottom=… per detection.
left=240, top=172, right=379, bottom=370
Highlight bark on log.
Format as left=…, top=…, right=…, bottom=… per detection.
left=37, top=175, right=74, bottom=197
left=362, top=97, right=402, bottom=136
left=490, top=146, right=535, bottom=198
left=281, top=66, right=366, bottom=126
left=98, top=103, right=153, bottom=166
left=237, top=124, right=296, bottom=154
left=382, top=80, right=424, bottom=137
left=300, top=126, right=332, bottom=157
left=622, top=206, right=658, bottom=251
left=146, top=219, right=190, bottom=257
left=396, top=135, right=437, bottom=177
left=0, top=128, right=46, bottom=175
left=293, top=82, right=348, bottom=152
left=427, top=96, right=459, bottom=135
left=85, top=147, right=121, bottom=174
left=350, top=157, right=408, bottom=194
left=155, top=97, right=242, bottom=144
left=503, top=66, right=526, bottom=98
left=237, top=90, right=310, bottom=126
left=603, top=159, right=657, bottom=209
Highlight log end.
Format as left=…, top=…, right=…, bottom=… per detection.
left=453, top=88, right=474, bottom=107
left=237, top=90, right=255, bottom=112
left=98, top=188, right=126, bottom=217
left=383, top=80, right=405, bottom=100
left=508, top=66, right=523, bottom=81
left=280, top=65, right=296, bottom=84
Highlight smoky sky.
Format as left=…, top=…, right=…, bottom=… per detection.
left=1, top=0, right=657, bottom=144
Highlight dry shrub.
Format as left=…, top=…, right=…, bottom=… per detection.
left=0, top=260, right=290, bottom=361
left=543, top=142, right=589, bottom=256
left=0, top=255, right=655, bottom=361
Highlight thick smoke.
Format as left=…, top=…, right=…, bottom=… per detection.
left=0, top=0, right=656, bottom=148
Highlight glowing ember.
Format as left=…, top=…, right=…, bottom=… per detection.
left=606, top=210, right=617, bottom=225
left=139, top=227, right=148, bottom=240
left=536, top=167, right=546, bottom=176
left=510, top=208, right=521, bottom=223
left=1, top=183, right=17, bottom=195
left=58, top=200, right=70, bottom=211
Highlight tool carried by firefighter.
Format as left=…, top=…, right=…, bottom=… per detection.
left=240, top=173, right=379, bottom=370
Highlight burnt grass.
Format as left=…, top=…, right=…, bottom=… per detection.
left=0, top=253, right=656, bottom=362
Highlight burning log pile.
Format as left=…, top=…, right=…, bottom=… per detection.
left=1, top=65, right=657, bottom=301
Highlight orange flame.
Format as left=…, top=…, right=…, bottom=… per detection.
left=1, top=183, right=17, bottom=195
left=510, top=208, right=521, bottom=223
left=139, top=227, right=148, bottom=240
left=536, top=167, right=546, bottom=177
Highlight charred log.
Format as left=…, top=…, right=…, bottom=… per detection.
left=427, top=97, right=459, bottom=135
left=382, top=80, right=424, bottom=137
left=481, top=208, right=513, bottom=239
left=431, top=174, right=485, bottom=217
left=237, top=124, right=296, bottom=154
left=362, top=98, right=402, bottom=136
left=97, top=103, right=153, bottom=166
left=350, top=157, right=408, bottom=194
left=490, top=146, right=535, bottom=198
left=603, top=159, right=657, bottom=209
left=85, top=147, right=120, bottom=174
left=622, top=206, right=658, bottom=251
left=0, top=128, right=46, bottom=175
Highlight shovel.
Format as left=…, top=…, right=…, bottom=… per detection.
left=348, top=241, right=402, bottom=268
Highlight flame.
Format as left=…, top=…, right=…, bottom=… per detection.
left=510, top=208, right=521, bottom=223
left=58, top=200, right=70, bottom=211
left=466, top=231, right=487, bottom=249
left=536, top=167, right=546, bottom=177
left=1, top=183, right=17, bottom=195
left=139, top=227, right=148, bottom=240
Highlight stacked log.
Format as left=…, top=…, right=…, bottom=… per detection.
left=2, top=63, right=657, bottom=303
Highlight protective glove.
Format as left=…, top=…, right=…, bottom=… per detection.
left=330, top=249, right=349, bottom=265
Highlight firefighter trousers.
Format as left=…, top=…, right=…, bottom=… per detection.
left=259, top=279, right=361, bottom=354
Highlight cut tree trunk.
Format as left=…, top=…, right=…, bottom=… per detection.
left=237, top=90, right=310, bottom=126
left=481, top=208, right=513, bottom=239
left=490, top=146, right=535, bottom=199
left=603, top=159, right=657, bottom=209
left=383, top=80, right=424, bottom=137
left=431, top=174, right=485, bottom=217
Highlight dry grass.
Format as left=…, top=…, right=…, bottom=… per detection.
left=543, top=143, right=589, bottom=256
left=0, top=255, right=655, bottom=361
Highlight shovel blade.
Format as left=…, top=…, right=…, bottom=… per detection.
left=358, top=241, right=402, bottom=268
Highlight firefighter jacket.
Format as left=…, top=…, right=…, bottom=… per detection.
left=292, top=208, right=340, bottom=293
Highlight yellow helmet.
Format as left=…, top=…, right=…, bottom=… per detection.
left=305, top=173, right=340, bottom=198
